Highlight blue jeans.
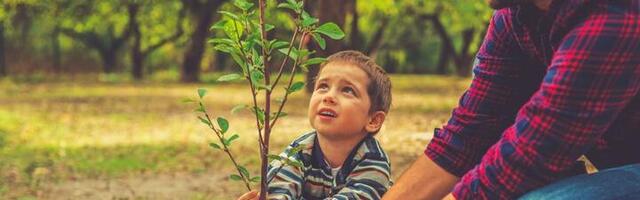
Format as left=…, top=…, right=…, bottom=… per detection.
left=519, top=164, right=640, bottom=200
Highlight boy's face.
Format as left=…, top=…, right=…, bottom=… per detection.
left=308, top=62, right=376, bottom=141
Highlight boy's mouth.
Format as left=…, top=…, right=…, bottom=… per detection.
left=318, top=108, right=337, bottom=118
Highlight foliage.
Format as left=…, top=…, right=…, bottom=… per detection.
left=188, top=0, right=344, bottom=197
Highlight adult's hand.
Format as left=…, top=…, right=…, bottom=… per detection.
left=382, top=155, right=459, bottom=200
left=237, top=190, right=259, bottom=200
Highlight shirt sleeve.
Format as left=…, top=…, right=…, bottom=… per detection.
left=452, top=8, right=640, bottom=199
left=426, top=9, right=532, bottom=178
left=267, top=145, right=305, bottom=200
left=327, top=156, right=392, bottom=200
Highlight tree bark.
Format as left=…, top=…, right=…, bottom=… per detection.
left=454, top=28, right=474, bottom=77
left=180, top=0, right=225, bottom=83
left=0, top=20, right=5, bottom=77
left=52, top=26, right=61, bottom=73
left=305, top=0, right=347, bottom=92
left=130, top=3, right=143, bottom=80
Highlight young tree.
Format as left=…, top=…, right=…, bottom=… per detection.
left=187, top=0, right=344, bottom=199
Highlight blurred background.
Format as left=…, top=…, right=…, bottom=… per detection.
left=0, top=0, right=491, bottom=199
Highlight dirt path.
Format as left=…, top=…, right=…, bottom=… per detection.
left=40, top=171, right=242, bottom=200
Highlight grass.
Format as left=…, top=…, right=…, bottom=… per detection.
left=0, top=73, right=471, bottom=199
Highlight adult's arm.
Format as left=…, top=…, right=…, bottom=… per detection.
left=382, top=155, right=459, bottom=200
left=452, top=5, right=640, bottom=199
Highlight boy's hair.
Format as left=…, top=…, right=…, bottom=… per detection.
left=319, top=50, right=392, bottom=115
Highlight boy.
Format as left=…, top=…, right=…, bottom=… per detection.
left=239, top=50, right=393, bottom=200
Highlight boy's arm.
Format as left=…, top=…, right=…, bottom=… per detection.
left=327, top=156, right=392, bottom=200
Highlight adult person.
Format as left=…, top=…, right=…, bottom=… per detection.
left=383, top=0, right=640, bottom=199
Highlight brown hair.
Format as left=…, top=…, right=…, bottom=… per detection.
left=318, top=50, right=392, bottom=115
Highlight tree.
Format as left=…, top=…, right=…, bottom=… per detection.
left=180, top=0, right=226, bottom=83
left=0, top=18, right=5, bottom=77
left=129, top=1, right=186, bottom=80
left=59, top=1, right=133, bottom=73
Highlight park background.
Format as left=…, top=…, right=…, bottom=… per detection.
left=0, top=0, right=492, bottom=199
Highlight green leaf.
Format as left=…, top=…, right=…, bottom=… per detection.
left=274, top=97, right=284, bottom=104
left=278, top=47, right=298, bottom=60
left=209, top=142, right=222, bottom=150
left=197, top=88, right=207, bottom=99
left=218, top=11, right=239, bottom=20
left=301, top=11, right=318, bottom=27
left=271, top=111, right=288, bottom=119
left=270, top=40, right=289, bottom=51
left=315, top=22, right=345, bottom=40
left=312, top=33, right=326, bottom=50
left=231, top=104, right=248, bottom=114
left=268, top=154, right=282, bottom=161
left=233, top=0, right=254, bottom=11
left=198, top=116, right=211, bottom=126
left=210, top=20, right=227, bottom=30
left=181, top=98, right=195, bottom=103
left=250, top=176, right=261, bottom=182
left=238, top=165, right=250, bottom=178
left=300, top=64, right=310, bottom=73
left=217, top=117, right=229, bottom=134
left=255, top=83, right=272, bottom=91
left=287, top=145, right=305, bottom=157
left=250, top=70, right=264, bottom=82
left=217, top=73, right=242, bottom=82
left=230, top=52, right=248, bottom=74
left=287, top=81, right=305, bottom=93
left=265, top=23, right=275, bottom=32
left=225, top=134, right=239, bottom=146
left=213, top=44, right=235, bottom=53
left=287, top=160, right=304, bottom=168
left=195, top=102, right=206, bottom=113
left=253, top=107, right=265, bottom=125
left=208, top=38, right=235, bottom=46
left=223, top=20, right=244, bottom=41
left=303, top=57, right=327, bottom=66
left=229, top=174, right=242, bottom=181
left=276, top=3, right=297, bottom=11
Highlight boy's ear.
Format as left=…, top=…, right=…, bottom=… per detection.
left=365, top=111, right=386, bottom=133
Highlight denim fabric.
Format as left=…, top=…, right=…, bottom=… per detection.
left=519, top=164, right=640, bottom=200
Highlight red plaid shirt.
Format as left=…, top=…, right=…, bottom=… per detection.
left=426, top=0, right=640, bottom=199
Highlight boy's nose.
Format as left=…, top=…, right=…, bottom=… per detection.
left=322, top=93, right=336, bottom=104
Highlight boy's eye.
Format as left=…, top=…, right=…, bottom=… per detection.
left=316, top=83, right=329, bottom=91
left=342, top=87, right=356, bottom=95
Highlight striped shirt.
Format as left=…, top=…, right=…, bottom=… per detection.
left=267, top=131, right=392, bottom=200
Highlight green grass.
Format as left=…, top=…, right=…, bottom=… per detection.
left=0, top=73, right=471, bottom=199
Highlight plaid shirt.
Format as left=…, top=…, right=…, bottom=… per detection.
left=426, top=0, right=640, bottom=199
left=267, top=131, right=391, bottom=200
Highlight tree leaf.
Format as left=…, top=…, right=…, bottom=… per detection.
left=198, top=116, right=211, bottom=126
left=315, top=22, right=345, bottom=40
left=233, top=0, right=254, bottom=11
left=218, top=11, right=239, bottom=20
left=250, top=176, right=261, bottom=182
left=210, top=20, right=227, bottom=30
left=287, top=160, right=304, bottom=168
left=301, top=11, right=318, bottom=27
left=238, top=165, right=250, bottom=178
left=181, top=98, right=195, bottom=103
left=303, top=57, right=327, bottom=66
left=250, top=70, right=264, bottom=83
left=197, top=88, right=207, bottom=99
left=209, top=142, right=222, bottom=150
left=287, top=81, right=305, bottom=93
left=226, top=134, right=239, bottom=146
left=229, top=174, right=242, bottom=181
left=269, top=40, right=289, bottom=51
left=217, top=117, right=229, bottom=134
left=276, top=3, right=297, bottom=11
left=278, top=47, right=298, bottom=60
left=312, top=33, right=326, bottom=50
left=271, top=111, right=288, bottom=119
left=231, top=104, right=248, bottom=114
left=268, top=154, right=282, bottom=161
left=217, top=73, right=242, bottom=82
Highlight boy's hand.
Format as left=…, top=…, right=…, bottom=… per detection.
left=237, top=190, right=259, bottom=200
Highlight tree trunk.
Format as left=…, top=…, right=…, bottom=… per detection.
left=454, top=28, right=475, bottom=77
left=52, top=26, right=61, bottom=73
left=426, top=14, right=454, bottom=75
left=102, top=50, right=117, bottom=73
left=181, top=0, right=224, bottom=83
left=0, top=20, right=5, bottom=77
left=129, top=4, right=144, bottom=80
left=305, top=0, right=347, bottom=92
